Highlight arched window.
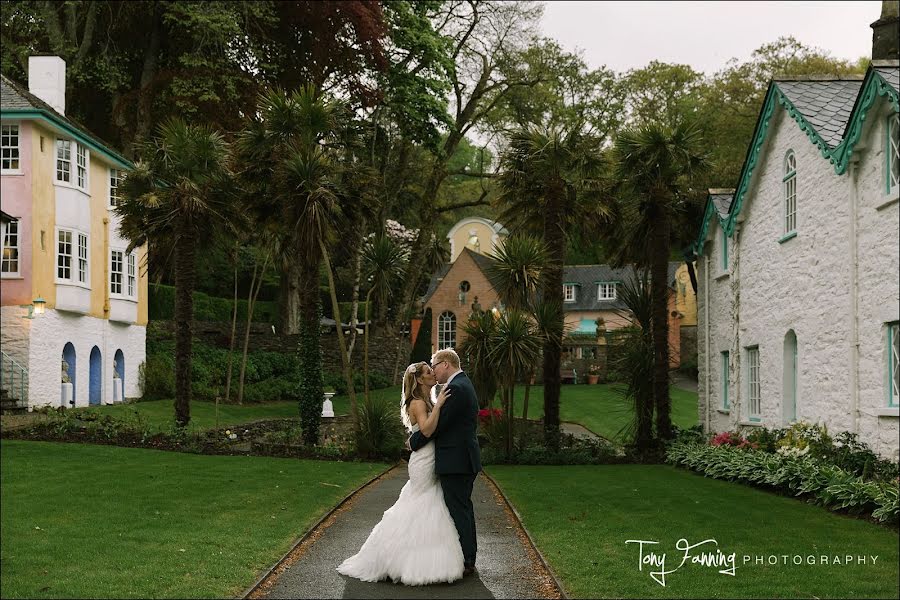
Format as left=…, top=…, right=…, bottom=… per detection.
left=783, top=151, right=797, bottom=235
left=783, top=330, right=798, bottom=424
left=438, top=311, right=456, bottom=350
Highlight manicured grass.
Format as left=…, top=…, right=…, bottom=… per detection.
left=0, top=440, right=387, bottom=599
left=510, top=383, right=698, bottom=442
left=488, top=465, right=899, bottom=598
left=79, top=385, right=403, bottom=431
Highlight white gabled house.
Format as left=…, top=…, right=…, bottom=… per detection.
left=691, top=12, right=899, bottom=460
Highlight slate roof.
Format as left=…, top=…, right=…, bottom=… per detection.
left=421, top=249, right=684, bottom=313
left=709, top=190, right=735, bottom=219
left=1, top=74, right=131, bottom=167
left=875, top=65, right=899, bottom=92
left=774, top=78, right=864, bottom=148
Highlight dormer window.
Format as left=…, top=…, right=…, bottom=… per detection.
left=597, top=282, right=617, bottom=301
left=563, top=284, right=576, bottom=302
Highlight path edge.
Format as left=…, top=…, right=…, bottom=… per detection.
left=480, top=470, right=569, bottom=600
left=239, top=461, right=400, bottom=599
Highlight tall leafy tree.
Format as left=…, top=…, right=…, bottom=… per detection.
left=496, top=123, right=612, bottom=450
left=116, top=117, right=240, bottom=426
left=610, top=120, right=710, bottom=442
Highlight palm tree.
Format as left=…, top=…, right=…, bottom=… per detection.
left=496, top=123, right=613, bottom=451
left=361, top=233, right=407, bottom=402
left=488, top=309, right=543, bottom=459
left=486, top=234, right=548, bottom=435
left=459, top=309, right=500, bottom=411
left=235, top=85, right=358, bottom=440
left=116, top=117, right=239, bottom=427
left=611, top=120, right=709, bottom=441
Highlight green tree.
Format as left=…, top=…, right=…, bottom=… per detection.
left=116, top=118, right=239, bottom=427
left=610, top=120, right=710, bottom=442
left=496, top=123, right=613, bottom=450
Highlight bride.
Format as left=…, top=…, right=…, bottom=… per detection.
left=336, top=361, right=465, bottom=585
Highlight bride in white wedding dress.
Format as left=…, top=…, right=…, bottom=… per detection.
left=336, top=361, right=465, bottom=586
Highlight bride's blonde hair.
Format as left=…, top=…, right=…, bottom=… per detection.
left=400, top=362, right=430, bottom=432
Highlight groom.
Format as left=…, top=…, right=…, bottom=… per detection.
left=408, top=348, right=482, bottom=576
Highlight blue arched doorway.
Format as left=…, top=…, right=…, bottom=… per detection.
left=62, top=343, right=76, bottom=406
left=114, top=349, right=125, bottom=401
left=89, top=346, right=102, bottom=406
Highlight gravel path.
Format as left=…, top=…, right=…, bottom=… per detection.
left=251, top=465, right=562, bottom=600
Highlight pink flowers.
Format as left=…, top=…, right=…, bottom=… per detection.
left=711, top=431, right=759, bottom=450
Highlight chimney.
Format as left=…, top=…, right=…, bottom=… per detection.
left=871, top=1, right=899, bottom=62
left=27, top=56, right=66, bottom=115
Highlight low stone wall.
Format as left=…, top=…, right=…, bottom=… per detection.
left=148, top=320, right=410, bottom=383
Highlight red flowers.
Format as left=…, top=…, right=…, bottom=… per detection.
left=711, top=431, right=759, bottom=450
left=478, top=408, right=502, bottom=422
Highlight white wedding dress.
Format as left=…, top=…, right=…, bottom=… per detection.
left=336, top=423, right=465, bottom=585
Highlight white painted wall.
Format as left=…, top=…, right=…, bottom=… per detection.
left=26, top=308, right=145, bottom=408
left=698, top=97, right=900, bottom=459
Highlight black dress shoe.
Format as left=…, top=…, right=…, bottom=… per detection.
left=463, top=566, right=476, bottom=576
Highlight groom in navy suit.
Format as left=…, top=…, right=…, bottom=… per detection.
left=408, top=348, right=482, bottom=575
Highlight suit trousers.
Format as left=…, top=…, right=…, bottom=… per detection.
left=439, top=472, right=478, bottom=568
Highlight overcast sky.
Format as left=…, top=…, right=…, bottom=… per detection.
left=539, top=1, right=881, bottom=74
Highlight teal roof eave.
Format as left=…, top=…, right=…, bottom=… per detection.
left=829, top=69, right=900, bottom=176
left=1, top=108, right=133, bottom=170
left=719, top=71, right=900, bottom=241
left=692, top=194, right=727, bottom=257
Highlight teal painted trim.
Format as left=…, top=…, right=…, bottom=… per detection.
left=722, top=351, right=730, bottom=409
left=782, top=170, right=796, bottom=182
left=889, top=322, right=899, bottom=408
left=831, top=70, right=900, bottom=176
left=749, top=416, right=761, bottom=423
left=1, top=109, right=132, bottom=170
left=792, top=341, right=798, bottom=421
left=721, top=228, right=728, bottom=269
left=692, top=195, right=729, bottom=256
left=778, top=231, right=797, bottom=244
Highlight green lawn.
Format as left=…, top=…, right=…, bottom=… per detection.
left=488, top=465, right=899, bottom=599
left=77, top=385, right=403, bottom=431
left=0, top=440, right=387, bottom=599
left=77, top=383, right=698, bottom=443
left=510, top=383, right=698, bottom=442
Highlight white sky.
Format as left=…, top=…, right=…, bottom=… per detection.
left=539, top=1, right=882, bottom=74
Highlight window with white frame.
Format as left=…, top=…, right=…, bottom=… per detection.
left=1, top=219, right=20, bottom=275
left=721, top=351, right=729, bottom=409
left=783, top=151, right=797, bottom=235
left=889, top=322, right=899, bottom=407
left=77, top=233, right=88, bottom=284
left=56, top=139, right=71, bottom=183
left=127, top=252, right=136, bottom=297
left=1, top=124, right=20, bottom=172
left=747, top=346, right=761, bottom=421
left=76, top=144, right=87, bottom=188
left=597, top=282, right=616, bottom=300
left=110, top=169, right=123, bottom=206
left=888, top=114, right=899, bottom=195
left=110, top=249, right=124, bottom=295
left=564, top=284, right=576, bottom=302
left=57, top=229, right=73, bottom=280
left=438, top=311, right=456, bottom=350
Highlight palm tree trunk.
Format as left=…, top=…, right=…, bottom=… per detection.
left=541, top=186, right=565, bottom=452
left=320, top=238, right=359, bottom=428
left=363, top=287, right=375, bottom=404
left=521, top=371, right=532, bottom=448
left=173, top=232, right=196, bottom=428
left=506, top=384, right=514, bottom=459
left=651, top=207, right=673, bottom=441
left=224, top=247, right=238, bottom=402
left=280, top=260, right=301, bottom=335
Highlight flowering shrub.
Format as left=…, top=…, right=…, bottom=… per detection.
left=478, top=408, right=502, bottom=423
left=710, top=431, right=759, bottom=450
left=776, top=421, right=832, bottom=457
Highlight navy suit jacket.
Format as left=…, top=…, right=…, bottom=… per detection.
left=409, top=371, right=482, bottom=475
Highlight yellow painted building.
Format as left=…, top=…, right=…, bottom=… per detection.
left=1, top=57, right=147, bottom=409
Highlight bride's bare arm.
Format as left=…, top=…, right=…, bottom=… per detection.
left=408, top=388, right=451, bottom=438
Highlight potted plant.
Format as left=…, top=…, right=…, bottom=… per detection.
left=587, top=364, right=601, bottom=384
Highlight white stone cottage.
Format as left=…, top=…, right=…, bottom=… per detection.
left=691, top=23, right=899, bottom=459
